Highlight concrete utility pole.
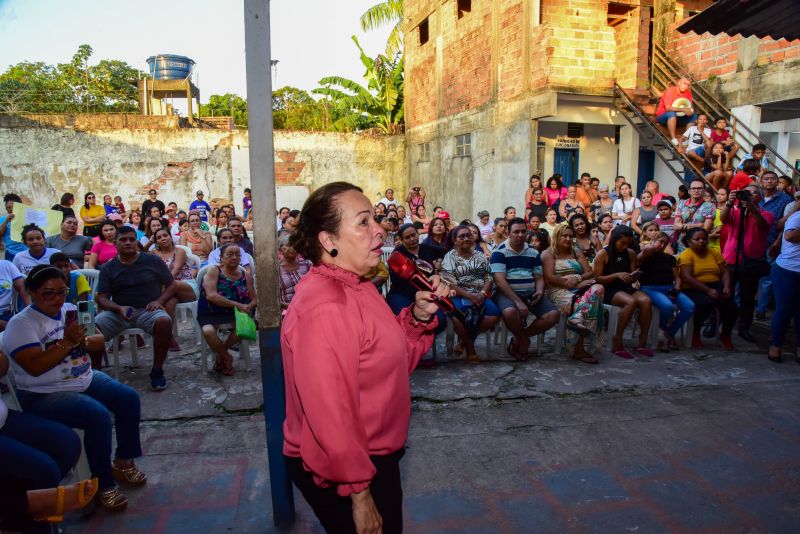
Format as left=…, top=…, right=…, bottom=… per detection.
left=243, top=0, right=295, bottom=526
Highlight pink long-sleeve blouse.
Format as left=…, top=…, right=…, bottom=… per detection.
left=281, top=263, right=437, bottom=497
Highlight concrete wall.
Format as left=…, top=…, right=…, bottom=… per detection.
left=0, top=120, right=406, bottom=213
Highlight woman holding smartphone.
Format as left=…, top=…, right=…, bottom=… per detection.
left=592, top=225, right=653, bottom=358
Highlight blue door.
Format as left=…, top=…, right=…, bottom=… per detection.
left=637, top=148, right=655, bottom=196
left=553, top=149, right=579, bottom=186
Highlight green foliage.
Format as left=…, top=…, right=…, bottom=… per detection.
left=272, top=86, right=325, bottom=130
left=199, top=93, right=249, bottom=127
left=313, top=36, right=404, bottom=134
left=0, top=44, right=144, bottom=113
left=360, top=0, right=404, bottom=56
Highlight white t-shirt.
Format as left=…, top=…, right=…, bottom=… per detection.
left=683, top=126, right=711, bottom=152
left=378, top=197, right=397, bottom=208
left=477, top=220, right=494, bottom=238
left=12, top=248, right=60, bottom=276
left=777, top=211, right=800, bottom=273
left=207, top=246, right=254, bottom=269
left=612, top=198, right=641, bottom=226
left=0, top=260, right=23, bottom=312
left=3, top=303, right=92, bottom=394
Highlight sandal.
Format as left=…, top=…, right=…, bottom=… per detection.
left=507, top=339, right=528, bottom=361
left=657, top=340, right=669, bottom=352
left=635, top=347, right=654, bottom=357
left=453, top=341, right=464, bottom=356
left=768, top=347, right=783, bottom=363
left=466, top=353, right=480, bottom=364
left=572, top=354, right=599, bottom=364
left=35, top=478, right=98, bottom=522
left=112, top=462, right=147, bottom=487
left=566, top=319, right=593, bottom=336
left=611, top=348, right=634, bottom=360
left=97, top=486, right=128, bottom=513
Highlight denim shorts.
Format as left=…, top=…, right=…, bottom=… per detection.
left=95, top=308, right=171, bottom=339
left=493, top=292, right=557, bottom=318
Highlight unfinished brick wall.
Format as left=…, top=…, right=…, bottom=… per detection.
left=440, top=0, right=494, bottom=117
left=613, top=5, right=652, bottom=89
left=498, top=0, right=525, bottom=101
left=538, top=0, right=617, bottom=90
left=668, top=28, right=800, bottom=81
left=405, top=10, right=438, bottom=128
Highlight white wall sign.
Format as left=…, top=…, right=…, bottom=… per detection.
left=555, top=136, right=580, bottom=149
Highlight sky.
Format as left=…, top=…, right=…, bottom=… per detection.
left=0, top=0, right=394, bottom=103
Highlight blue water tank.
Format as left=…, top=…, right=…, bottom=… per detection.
left=146, top=55, right=195, bottom=80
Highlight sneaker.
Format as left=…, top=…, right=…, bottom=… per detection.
left=671, top=138, right=679, bottom=147
left=149, top=369, right=167, bottom=391
left=720, top=333, right=734, bottom=351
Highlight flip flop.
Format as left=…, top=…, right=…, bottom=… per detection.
left=635, top=347, right=654, bottom=357
left=566, top=319, right=593, bottom=337
left=507, top=339, right=527, bottom=361
left=572, top=354, right=599, bottom=364
left=611, top=348, right=634, bottom=360
left=768, top=349, right=783, bottom=363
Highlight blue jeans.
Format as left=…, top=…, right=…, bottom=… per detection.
left=17, top=371, right=142, bottom=490
left=755, top=275, right=772, bottom=314
left=640, top=285, right=695, bottom=338
left=656, top=111, right=698, bottom=127
left=0, top=410, right=81, bottom=489
left=770, top=264, right=800, bottom=348
left=386, top=291, right=447, bottom=335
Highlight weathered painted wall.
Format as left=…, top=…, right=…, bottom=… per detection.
left=0, top=121, right=406, bottom=212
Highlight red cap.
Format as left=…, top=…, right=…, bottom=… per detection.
left=439, top=211, right=450, bottom=219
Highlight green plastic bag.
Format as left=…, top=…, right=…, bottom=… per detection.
left=234, top=307, right=257, bottom=341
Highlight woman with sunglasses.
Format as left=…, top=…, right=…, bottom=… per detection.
left=2, top=265, right=146, bottom=513
left=79, top=192, right=106, bottom=238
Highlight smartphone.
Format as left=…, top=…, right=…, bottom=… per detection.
left=65, top=309, right=78, bottom=326
left=630, top=270, right=642, bottom=281
left=77, top=301, right=96, bottom=336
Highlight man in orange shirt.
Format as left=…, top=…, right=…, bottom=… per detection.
left=575, top=172, right=598, bottom=210
left=656, top=77, right=698, bottom=147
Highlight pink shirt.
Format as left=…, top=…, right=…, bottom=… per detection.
left=545, top=187, right=567, bottom=206
left=722, top=207, right=775, bottom=265
left=90, top=240, right=117, bottom=266
left=281, top=263, right=436, bottom=496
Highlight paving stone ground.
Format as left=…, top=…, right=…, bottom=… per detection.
left=55, top=317, right=800, bottom=533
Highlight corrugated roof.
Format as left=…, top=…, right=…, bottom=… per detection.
left=677, top=0, right=800, bottom=42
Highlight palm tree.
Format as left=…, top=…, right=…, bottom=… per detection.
left=360, top=0, right=404, bottom=56
left=313, top=36, right=404, bottom=134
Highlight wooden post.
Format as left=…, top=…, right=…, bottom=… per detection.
left=243, top=0, right=295, bottom=526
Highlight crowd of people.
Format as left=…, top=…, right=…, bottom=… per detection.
left=0, top=149, right=798, bottom=528
left=0, top=188, right=257, bottom=524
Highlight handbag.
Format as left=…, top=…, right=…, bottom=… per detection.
left=462, top=304, right=485, bottom=341
left=234, top=307, right=258, bottom=341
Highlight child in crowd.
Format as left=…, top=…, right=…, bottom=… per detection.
left=527, top=228, right=550, bottom=253
left=710, top=117, right=739, bottom=168
left=777, top=175, right=794, bottom=196
left=653, top=199, right=676, bottom=242
left=243, top=188, right=252, bottom=218
left=640, top=221, right=674, bottom=255
left=528, top=215, right=541, bottom=232
left=114, top=195, right=127, bottom=219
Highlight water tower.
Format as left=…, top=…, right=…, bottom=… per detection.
left=138, top=54, right=201, bottom=125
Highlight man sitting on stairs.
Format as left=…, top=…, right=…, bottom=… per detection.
left=656, top=77, right=698, bottom=148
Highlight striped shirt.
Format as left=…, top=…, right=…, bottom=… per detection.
left=489, top=241, right=542, bottom=296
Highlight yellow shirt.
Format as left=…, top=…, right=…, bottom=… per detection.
left=708, top=208, right=722, bottom=253
left=678, top=247, right=726, bottom=283
left=79, top=205, right=106, bottom=227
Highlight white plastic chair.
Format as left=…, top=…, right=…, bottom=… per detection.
left=196, top=266, right=251, bottom=372
left=74, top=268, right=100, bottom=298
left=171, top=252, right=202, bottom=345
left=108, top=328, right=147, bottom=378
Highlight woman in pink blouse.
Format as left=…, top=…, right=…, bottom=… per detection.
left=282, top=182, right=450, bottom=533
left=86, top=220, right=117, bottom=269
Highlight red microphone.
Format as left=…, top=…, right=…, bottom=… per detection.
left=387, top=251, right=463, bottom=320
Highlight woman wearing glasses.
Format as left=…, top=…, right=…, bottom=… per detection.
left=79, top=192, right=106, bottom=238
left=2, top=265, right=146, bottom=513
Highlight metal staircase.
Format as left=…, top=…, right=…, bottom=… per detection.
left=653, top=42, right=796, bottom=181
left=612, top=84, right=704, bottom=186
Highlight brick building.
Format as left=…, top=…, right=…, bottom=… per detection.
left=403, top=0, right=800, bottom=219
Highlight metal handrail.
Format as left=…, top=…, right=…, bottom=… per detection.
left=651, top=42, right=798, bottom=179
left=613, top=84, right=712, bottom=190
